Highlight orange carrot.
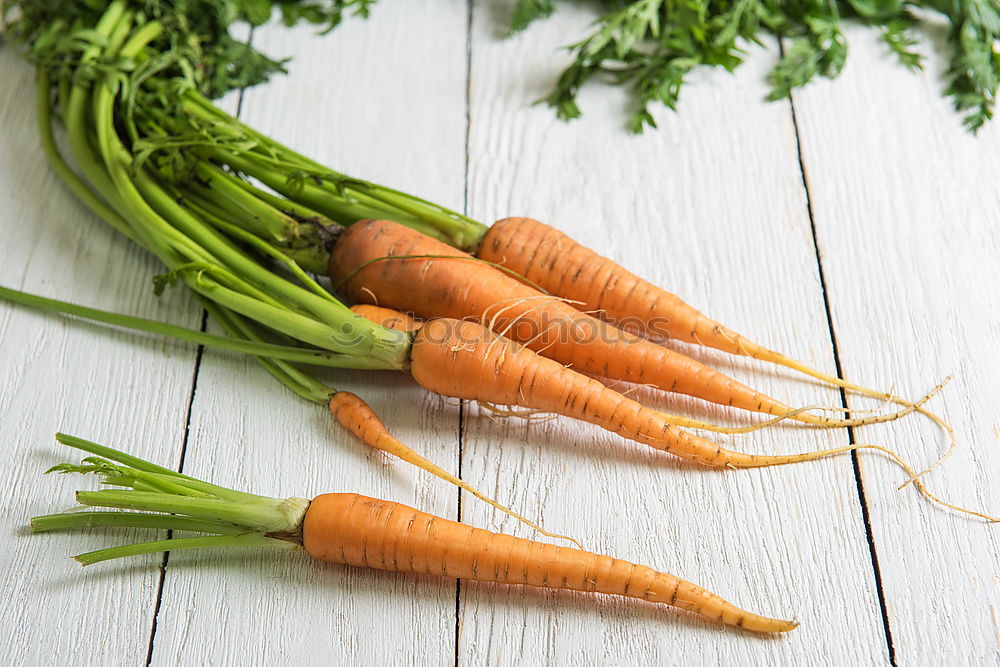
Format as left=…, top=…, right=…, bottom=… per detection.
left=406, top=318, right=1000, bottom=520
left=407, top=318, right=870, bottom=468
left=476, top=217, right=929, bottom=406
left=303, top=492, right=798, bottom=633
left=477, top=217, right=757, bottom=352
left=330, top=219, right=905, bottom=429
left=349, top=304, right=422, bottom=331
left=35, top=437, right=797, bottom=634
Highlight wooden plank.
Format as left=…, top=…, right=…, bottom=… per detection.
left=146, top=3, right=470, bottom=663
left=458, top=4, right=890, bottom=664
left=788, top=25, right=1000, bottom=665
left=0, top=50, right=201, bottom=665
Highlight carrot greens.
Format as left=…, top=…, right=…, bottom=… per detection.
left=513, top=0, right=1000, bottom=132
left=32, top=433, right=307, bottom=566
left=8, top=0, right=997, bottom=135
left=4, top=1, right=423, bottom=373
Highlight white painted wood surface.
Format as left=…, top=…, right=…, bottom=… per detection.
left=790, top=25, right=1000, bottom=665
left=1, top=4, right=997, bottom=666
left=0, top=48, right=200, bottom=665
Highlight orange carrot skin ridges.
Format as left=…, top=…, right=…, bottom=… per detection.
left=329, top=391, right=405, bottom=456
left=302, top=493, right=797, bottom=633
left=330, top=219, right=786, bottom=418
left=476, top=217, right=755, bottom=355
left=410, top=318, right=791, bottom=468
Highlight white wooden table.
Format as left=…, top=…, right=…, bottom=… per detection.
left=2, top=2, right=998, bottom=665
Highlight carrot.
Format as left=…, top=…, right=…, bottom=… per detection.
left=303, top=492, right=797, bottom=633
left=329, top=219, right=910, bottom=430
left=35, top=435, right=797, bottom=633
left=407, top=317, right=917, bottom=469
left=349, top=304, right=422, bottom=331
left=476, top=217, right=772, bottom=353
left=477, top=217, right=933, bottom=405
left=407, top=318, right=998, bottom=519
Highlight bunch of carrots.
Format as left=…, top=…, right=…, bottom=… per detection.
left=3, top=0, right=995, bottom=636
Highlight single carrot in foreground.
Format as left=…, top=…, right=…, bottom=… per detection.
left=305, top=493, right=796, bottom=633
left=34, top=434, right=797, bottom=633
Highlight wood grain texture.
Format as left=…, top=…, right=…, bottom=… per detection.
left=0, top=50, right=201, bottom=665
left=146, top=3, right=470, bottom=664
left=458, top=3, right=887, bottom=664
left=789, top=25, right=1000, bottom=665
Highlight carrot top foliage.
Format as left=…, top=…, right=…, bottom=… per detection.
left=2, top=0, right=374, bottom=98
left=32, top=433, right=308, bottom=566
left=513, top=0, right=1000, bottom=133
left=5, top=0, right=997, bottom=132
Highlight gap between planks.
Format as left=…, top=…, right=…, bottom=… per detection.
left=781, top=39, right=897, bottom=667
left=455, top=2, right=476, bottom=665
left=144, top=310, right=208, bottom=666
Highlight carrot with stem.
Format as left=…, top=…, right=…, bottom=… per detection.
left=33, top=434, right=798, bottom=633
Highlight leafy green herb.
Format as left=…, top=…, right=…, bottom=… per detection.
left=1, top=0, right=375, bottom=98
left=514, top=0, right=1000, bottom=132
left=511, top=0, right=556, bottom=33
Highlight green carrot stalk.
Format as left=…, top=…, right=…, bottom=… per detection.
left=0, top=285, right=380, bottom=370
left=30, top=512, right=247, bottom=535
left=33, top=434, right=306, bottom=566
left=18, top=2, right=414, bottom=372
